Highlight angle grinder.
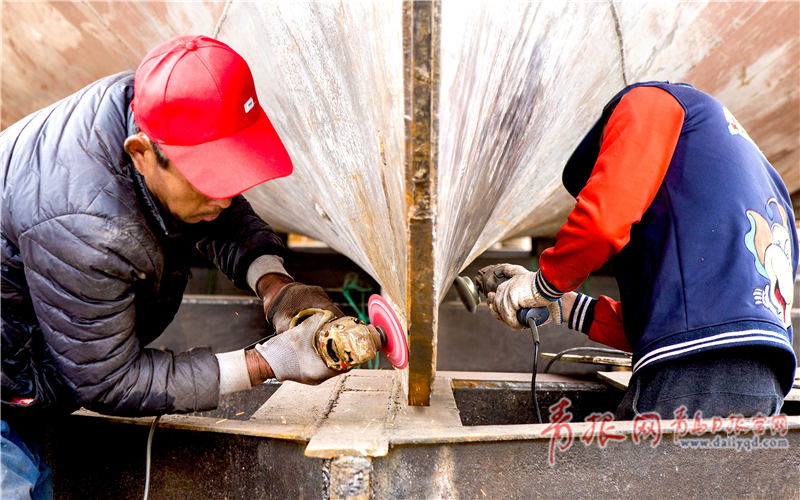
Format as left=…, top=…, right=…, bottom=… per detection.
left=453, top=269, right=549, bottom=423
left=453, top=272, right=550, bottom=328
left=314, top=294, right=408, bottom=371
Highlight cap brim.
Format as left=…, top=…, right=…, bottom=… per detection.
left=159, top=109, right=293, bottom=199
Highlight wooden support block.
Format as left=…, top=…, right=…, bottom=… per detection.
left=346, top=369, right=396, bottom=392
left=597, top=371, right=632, bottom=391
left=250, top=375, right=345, bottom=439
left=328, top=456, right=372, bottom=500
left=305, top=392, right=393, bottom=458
left=304, top=372, right=400, bottom=458
left=392, top=375, right=464, bottom=440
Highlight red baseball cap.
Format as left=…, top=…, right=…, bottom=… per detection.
left=132, top=35, right=292, bottom=199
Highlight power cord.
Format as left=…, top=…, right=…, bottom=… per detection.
left=143, top=415, right=161, bottom=500
left=526, top=318, right=542, bottom=424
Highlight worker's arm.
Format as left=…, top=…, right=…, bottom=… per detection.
left=484, top=88, right=683, bottom=330
left=217, top=310, right=341, bottom=392
left=193, top=195, right=343, bottom=332
left=20, top=214, right=219, bottom=415
left=538, top=86, right=685, bottom=294
left=194, top=195, right=290, bottom=290
left=562, top=293, right=631, bottom=352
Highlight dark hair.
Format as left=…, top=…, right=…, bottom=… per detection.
left=130, top=121, right=171, bottom=168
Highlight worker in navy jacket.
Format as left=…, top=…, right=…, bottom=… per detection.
left=486, top=82, right=797, bottom=419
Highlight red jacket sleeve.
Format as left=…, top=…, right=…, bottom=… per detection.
left=538, top=86, right=685, bottom=293
left=590, top=296, right=632, bottom=352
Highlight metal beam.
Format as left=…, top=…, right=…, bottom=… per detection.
left=54, top=370, right=800, bottom=498
left=403, top=0, right=441, bottom=406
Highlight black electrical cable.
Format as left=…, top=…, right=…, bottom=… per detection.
left=531, top=339, right=542, bottom=424
left=542, top=346, right=631, bottom=373
left=528, top=318, right=542, bottom=424
left=144, top=415, right=161, bottom=500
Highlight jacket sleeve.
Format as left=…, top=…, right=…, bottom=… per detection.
left=589, top=296, right=631, bottom=352
left=567, top=293, right=631, bottom=351
left=538, top=86, right=685, bottom=292
left=19, top=214, right=219, bottom=416
left=193, top=195, right=287, bottom=290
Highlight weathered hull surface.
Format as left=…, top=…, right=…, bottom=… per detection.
left=3, top=1, right=797, bottom=311
left=4, top=1, right=798, bottom=400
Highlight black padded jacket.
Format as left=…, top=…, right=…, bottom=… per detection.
left=1, top=72, right=286, bottom=416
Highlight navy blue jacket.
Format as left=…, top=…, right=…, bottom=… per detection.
left=562, top=82, right=797, bottom=394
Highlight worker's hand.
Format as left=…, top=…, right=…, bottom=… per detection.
left=476, top=263, right=529, bottom=295
left=487, top=269, right=559, bottom=330
left=266, top=282, right=344, bottom=333
left=254, top=310, right=343, bottom=385
left=496, top=299, right=565, bottom=331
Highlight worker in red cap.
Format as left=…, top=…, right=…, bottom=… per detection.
left=1, top=35, right=345, bottom=496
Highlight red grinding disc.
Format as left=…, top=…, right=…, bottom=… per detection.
left=368, top=294, right=408, bottom=369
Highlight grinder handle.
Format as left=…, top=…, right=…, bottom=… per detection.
left=477, top=268, right=550, bottom=327
left=517, top=307, right=550, bottom=327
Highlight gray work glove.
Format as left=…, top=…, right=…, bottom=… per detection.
left=486, top=266, right=561, bottom=330
left=254, top=310, right=342, bottom=385
left=267, top=282, right=345, bottom=334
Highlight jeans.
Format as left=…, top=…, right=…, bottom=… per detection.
left=615, top=347, right=785, bottom=420
left=0, top=420, right=52, bottom=500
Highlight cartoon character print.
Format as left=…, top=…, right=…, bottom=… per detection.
left=744, top=198, right=794, bottom=327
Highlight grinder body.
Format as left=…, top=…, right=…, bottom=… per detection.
left=455, top=268, right=550, bottom=327
left=314, top=316, right=384, bottom=370
left=309, top=295, right=409, bottom=371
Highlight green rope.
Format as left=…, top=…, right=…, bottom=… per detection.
left=204, top=269, right=217, bottom=294
left=341, top=273, right=379, bottom=369
left=342, top=273, right=371, bottom=323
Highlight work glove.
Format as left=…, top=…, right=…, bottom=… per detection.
left=254, top=309, right=343, bottom=385
left=490, top=296, right=564, bottom=331
left=486, top=266, right=563, bottom=330
left=267, top=282, right=345, bottom=334
left=476, top=263, right=529, bottom=295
